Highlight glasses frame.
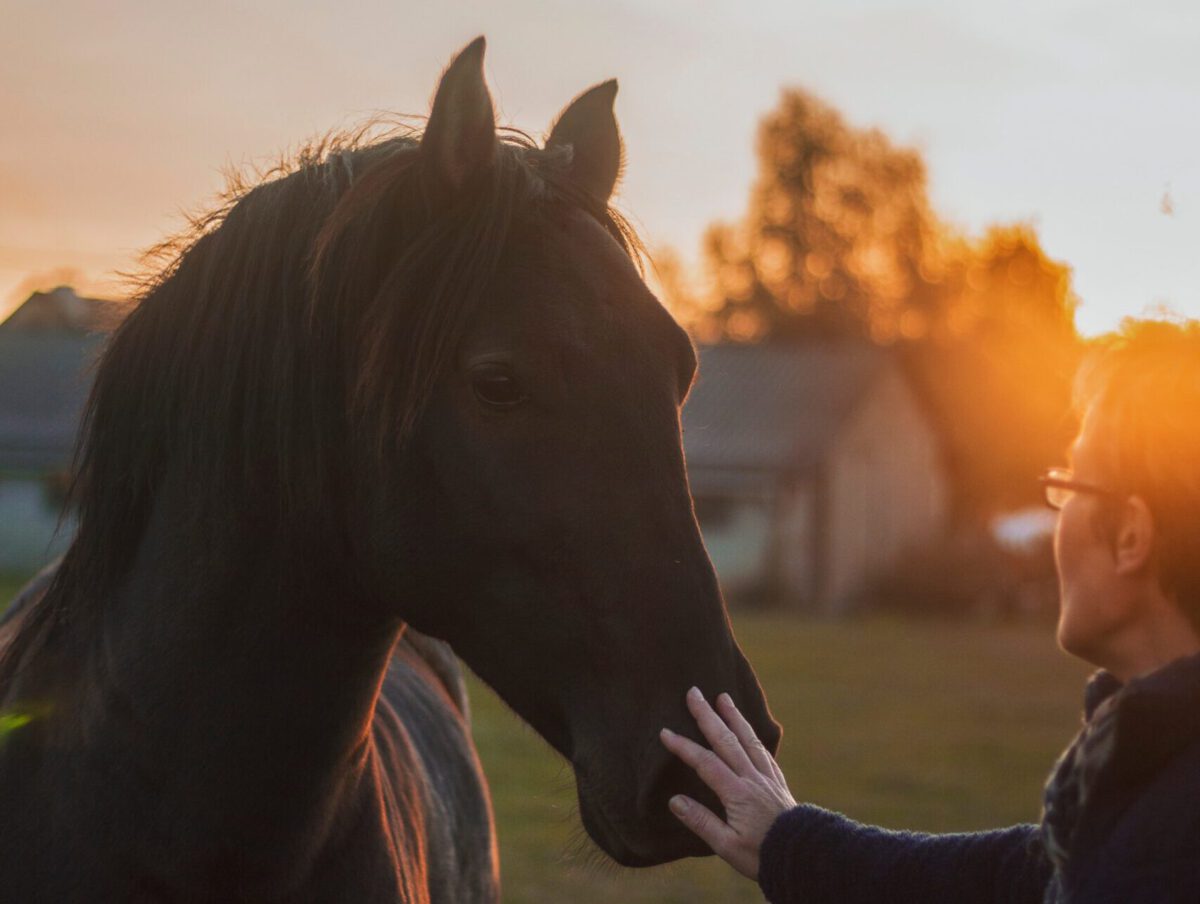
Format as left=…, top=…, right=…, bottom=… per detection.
left=1038, top=467, right=1121, bottom=511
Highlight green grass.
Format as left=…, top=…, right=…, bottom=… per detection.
left=0, top=566, right=1085, bottom=901
left=468, top=613, right=1088, bottom=903
left=0, top=572, right=32, bottom=614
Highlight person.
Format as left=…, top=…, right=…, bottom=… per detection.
left=660, top=318, right=1200, bottom=903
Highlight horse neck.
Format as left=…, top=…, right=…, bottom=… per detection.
left=68, top=470, right=404, bottom=884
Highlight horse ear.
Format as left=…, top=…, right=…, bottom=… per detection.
left=546, top=80, right=622, bottom=204
left=422, top=37, right=496, bottom=194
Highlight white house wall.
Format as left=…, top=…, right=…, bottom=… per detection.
left=823, top=368, right=947, bottom=611
left=772, top=482, right=815, bottom=604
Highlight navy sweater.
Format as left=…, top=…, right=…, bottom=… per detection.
left=759, top=807, right=1045, bottom=902
left=757, top=654, right=1200, bottom=904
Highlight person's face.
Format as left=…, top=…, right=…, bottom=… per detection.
left=1054, top=406, right=1127, bottom=664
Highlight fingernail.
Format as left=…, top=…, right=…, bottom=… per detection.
left=688, top=686, right=703, bottom=702
left=669, top=795, right=689, bottom=814
left=660, top=727, right=674, bottom=739
left=718, top=692, right=733, bottom=707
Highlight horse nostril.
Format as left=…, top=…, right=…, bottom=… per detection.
left=735, top=657, right=782, bottom=755
left=759, top=715, right=782, bottom=756
left=744, top=698, right=782, bottom=756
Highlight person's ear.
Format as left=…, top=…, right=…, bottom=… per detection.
left=1113, top=495, right=1156, bottom=577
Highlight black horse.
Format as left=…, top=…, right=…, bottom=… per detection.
left=0, top=38, right=780, bottom=903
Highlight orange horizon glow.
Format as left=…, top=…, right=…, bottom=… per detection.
left=4, top=2, right=1199, bottom=335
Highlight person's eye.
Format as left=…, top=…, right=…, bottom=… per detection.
left=470, top=364, right=528, bottom=410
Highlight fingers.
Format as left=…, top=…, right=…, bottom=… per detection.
left=684, top=687, right=756, bottom=777
left=715, top=692, right=783, bottom=782
left=659, top=726, right=740, bottom=799
left=668, top=795, right=758, bottom=881
left=660, top=694, right=786, bottom=883
left=668, top=794, right=731, bottom=849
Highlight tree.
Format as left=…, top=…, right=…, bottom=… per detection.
left=688, top=89, right=950, bottom=343
left=667, top=88, right=1082, bottom=519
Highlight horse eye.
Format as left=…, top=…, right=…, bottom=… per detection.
left=470, top=365, right=528, bottom=409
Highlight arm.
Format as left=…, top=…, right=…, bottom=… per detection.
left=758, top=804, right=1047, bottom=904
left=660, top=689, right=1050, bottom=904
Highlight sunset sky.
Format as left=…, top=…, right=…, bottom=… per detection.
left=3, top=0, right=1197, bottom=336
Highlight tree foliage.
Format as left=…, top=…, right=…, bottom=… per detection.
left=669, top=88, right=1082, bottom=519
left=693, top=91, right=949, bottom=343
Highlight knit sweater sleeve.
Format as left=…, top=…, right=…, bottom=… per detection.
left=757, top=804, right=1051, bottom=904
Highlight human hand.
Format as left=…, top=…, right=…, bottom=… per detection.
left=659, top=687, right=797, bottom=880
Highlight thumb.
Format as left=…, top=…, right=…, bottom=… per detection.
left=669, top=796, right=734, bottom=852
left=669, top=795, right=758, bottom=880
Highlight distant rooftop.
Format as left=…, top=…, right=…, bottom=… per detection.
left=682, top=342, right=889, bottom=480
left=0, top=286, right=121, bottom=334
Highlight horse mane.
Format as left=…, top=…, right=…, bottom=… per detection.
left=1, top=120, right=645, bottom=685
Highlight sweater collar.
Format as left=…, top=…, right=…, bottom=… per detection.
left=1094, top=650, right=1200, bottom=786
left=1081, top=669, right=1123, bottom=721
left=1042, top=650, right=1200, bottom=875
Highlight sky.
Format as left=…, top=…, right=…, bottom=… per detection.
left=3, top=0, right=1198, bottom=336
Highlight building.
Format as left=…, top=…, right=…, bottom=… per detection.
left=683, top=342, right=948, bottom=614
left=0, top=289, right=110, bottom=571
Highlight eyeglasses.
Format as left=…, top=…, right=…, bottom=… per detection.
left=1038, top=467, right=1120, bottom=511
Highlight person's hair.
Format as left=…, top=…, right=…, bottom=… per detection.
left=1074, top=317, right=1200, bottom=618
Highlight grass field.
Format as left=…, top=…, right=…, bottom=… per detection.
left=1, top=571, right=1084, bottom=901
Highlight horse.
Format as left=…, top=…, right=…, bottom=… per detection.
left=0, top=38, right=780, bottom=902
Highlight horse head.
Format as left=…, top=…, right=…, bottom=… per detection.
left=328, top=39, right=780, bottom=867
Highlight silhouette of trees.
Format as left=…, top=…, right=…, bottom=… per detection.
left=668, top=88, right=1082, bottom=519
left=691, top=90, right=949, bottom=343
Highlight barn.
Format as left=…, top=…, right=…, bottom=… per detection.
left=683, top=342, right=948, bottom=614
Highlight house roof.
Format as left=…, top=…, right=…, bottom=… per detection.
left=0, top=332, right=103, bottom=473
left=0, top=286, right=119, bottom=334
left=682, top=342, right=889, bottom=480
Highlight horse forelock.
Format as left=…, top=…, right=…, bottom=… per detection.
left=0, top=118, right=647, bottom=684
